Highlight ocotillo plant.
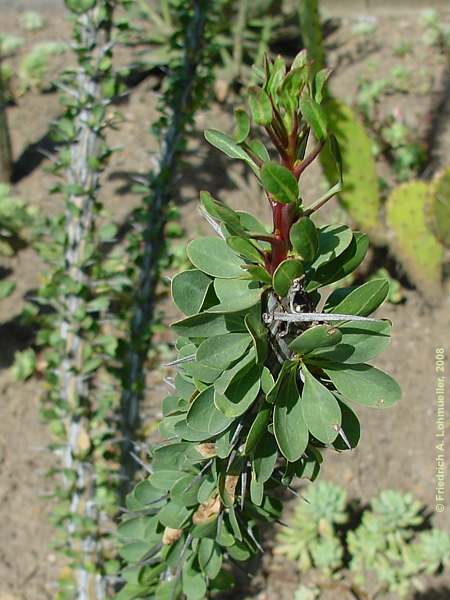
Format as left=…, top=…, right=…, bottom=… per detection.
left=35, top=1, right=129, bottom=597
left=119, top=0, right=216, bottom=496
left=0, top=44, right=13, bottom=182
left=117, top=52, right=401, bottom=600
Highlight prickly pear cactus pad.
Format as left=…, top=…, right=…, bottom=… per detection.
left=427, top=167, right=450, bottom=248
left=117, top=53, right=401, bottom=600
left=387, top=180, right=444, bottom=299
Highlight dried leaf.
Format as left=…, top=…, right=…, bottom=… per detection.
left=162, top=527, right=183, bottom=545
left=192, top=495, right=221, bottom=525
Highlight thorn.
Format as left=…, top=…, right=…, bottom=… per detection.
left=130, top=451, right=152, bottom=474
left=240, top=469, right=247, bottom=511
left=198, top=207, right=225, bottom=239
left=247, top=525, right=264, bottom=553
left=275, top=518, right=290, bottom=528
left=162, top=353, right=195, bottom=367
left=270, top=475, right=309, bottom=503
left=336, top=425, right=352, bottom=450
left=163, top=377, right=176, bottom=390
left=226, top=449, right=237, bottom=472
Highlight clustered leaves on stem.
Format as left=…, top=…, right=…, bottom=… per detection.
left=117, top=51, right=401, bottom=600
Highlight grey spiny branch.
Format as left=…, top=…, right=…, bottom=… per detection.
left=58, top=5, right=113, bottom=599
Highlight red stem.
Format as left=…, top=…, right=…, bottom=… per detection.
left=266, top=199, right=298, bottom=274
left=293, top=141, right=325, bottom=178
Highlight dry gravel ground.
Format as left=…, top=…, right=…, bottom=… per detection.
left=0, top=3, right=449, bottom=599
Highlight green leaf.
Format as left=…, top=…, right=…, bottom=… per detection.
left=266, top=360, right=294, bottom=404
left=200, top=191, right=244, bottom=235
left=227, top=236, right=264, bottom=264
left=170, top=475, right=203, bottom=507
left=291, top=49, right=308, bottom=70
left=172, top=312, right=246, bottom=338
left=252, top=432, right=278, bottom=483
left=323, top=363, right=401, bottom=408
left=311, top=224, right=353, bottom=269
left=307, top=232, right=369, bottom=291
left=215, top=423, right=238, bottom=459
left=187, top=237, right=243, bottom=278
left=244, top=403, right=271, bottom=455
left=12, top=348, right=36, bottom=381
left=196, top=333, right=251, bottom=370
left=134, top=479, right=165, bottom=505
left=148, top=470, right=182, bottom=492
left=272, top=258, right=304, bottom=297
left=198, top=538, right=213, bottom=573
left=242, top=264, right=272, bottom=285
left=273, top=370, right=309, bottom=461
left=171, top=269, right=212, bottom=316
left=289, top=324, right=342, bottom=355
left=214, top=363, right=261, bottom=417
left=267, top=55, right=286, bottom=94
left=247, top=139, right=270, bottom=163
left=248, top=87, right=273, bottom=125
left=299, top=96, right=328, bottom=141
left=157, top=502, right=192, bottom=529
left=65, top=0, right=96, bottom=14
left=214, top=349, right=257, bottom=396
left=245, top=310, right=268, bottom=363
left=119, top=541, right=149, bottom=563
left=237, top=210, right=268, bottom=234
left=204, top=129, right=258, bottom=173
left=290, top=217, right=319, bottom=262
left=333, top=400, right=360, bottom=450
left=210, top=278, right=263, bottom=313
left=118, top=517, right=153, bottom=542
left=0, top=280, right=15, bottom=299
left=187, top=387, right=234, bottom=435
left=301, top=365, right=341, bottom=444
left=212, top=275, right=249, bottom=302
left=181, top=359, right=222, bottom=384
left=250, top=479, right=264, bottom=506
left=201, top=543, right=223, bottom=579
left=308, top=320, right=391, bottom=364
left=234, top=108, right=251, bottom=143
left=315, top=68, right=331, bottom=103
left=261, top=162, right=299, bottom=204
left=182, top=558, right=207, bottom=600
left=155, top=579, right=182, bottom=600
left=261, top=367, right=274, bottom=393
left=279, top=68, right=308, bottom=114
left=327, top=279, right=389, bottom=317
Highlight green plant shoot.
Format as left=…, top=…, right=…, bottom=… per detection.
left=117, top=51, right=401, bottom=600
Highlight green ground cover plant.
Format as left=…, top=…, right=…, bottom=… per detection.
left=277, top=482, right=450, bottom=600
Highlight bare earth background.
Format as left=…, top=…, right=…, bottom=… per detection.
left=0, top=2, right=449, bottom=600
